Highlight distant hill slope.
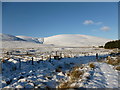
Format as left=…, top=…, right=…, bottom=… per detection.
left=44, top=34, right=111, bottom=47
left=0, top=33, right=112, bottom=48
left=0, top=34, right=45, bottom=49
left=16, top=36, right=43, bottom=43
left=0, top=33, right=26, bottom=41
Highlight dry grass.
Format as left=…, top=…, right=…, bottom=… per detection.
left=72, top=66, right=80, bottom=70
left=58, top=65, right=84, bottom=89
left=58, top=81, right=72, bottom=88
left=58, top=81, right=79, bottom=89
left=89, top=63, right=95, bottom=68
left=72, top=64, right=84, bottom=70
left=69, top=65, right=84, bottom=81
left=115, top=66, right=120, bottom=71
left=104, top=56, right=120, bottom=71
left=106, top=59, right=120, bottom=66
left=70, top=70, right=84, bottom=80
left=98, top=56, right=120, bottom=65
left=1, top=59, right=6, bottom=63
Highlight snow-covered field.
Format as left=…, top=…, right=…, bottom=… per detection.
left=0, top=33, right=119, bottom=89
left=0, top=46, right=119, bottom=89
left=1, top=41, right=53, bottom=49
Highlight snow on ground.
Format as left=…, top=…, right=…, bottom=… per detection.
left=85, top=62, right=119, bottom=88
left=0, top=33, right=25, bottom=41
left=1, top=56, right=95, bottom=88
left=0, top=33, right=118, bottom=88
left=1, top=53, right=119, bottom=88
left=1, top=41, right=53, bottom=49
left=0, top=45, right=119, bottom=89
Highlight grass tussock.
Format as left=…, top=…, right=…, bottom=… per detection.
left=106, top=58, right=120, bottom=66
left=58, top=81, right=79, bottom=89
left=72, top=64, right=84, bottom=71
left=72, top=66, right=80, bottom=71
left=1, top=59, right=6, bottom=63
left=58, top=80, right=80, bottom=89
left=103, top=56, right=120, bottom=71
left=58, top=81, right=72, bottom=89
left=115, top=66, right=120, bottom=71
left=89, top=63, right=95, bottom=68
left=70, top=70, right=84, bottom=80
left=58, top=65, right=84, bottom=89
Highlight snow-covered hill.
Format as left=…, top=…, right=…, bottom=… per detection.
left=0, top=33, right=26, bottom=41
left=0, top=34, right=49, bottom=49
left=0, top=33, right=112, bottom=48
left=44, top=34, right=111, bottom=47
left=16, top=36, right=44, bottom=44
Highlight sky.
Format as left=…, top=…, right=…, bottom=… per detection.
left=2, top=2, right=118, bottom=39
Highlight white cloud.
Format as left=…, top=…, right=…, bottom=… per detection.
left=83, top=20, right=94, bottom=25
left=100, top=26, right=111, bottom=31
left=83, top=20, right=102, bottom=25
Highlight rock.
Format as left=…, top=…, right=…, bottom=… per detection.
left=16, top=85, right=24, bottom=88
left=37, top=83, right=47, bottom=88
left=5, top=79, right=12, bottom=85
left=18, top=78, right=27, bottom=83
left=18, top=76, right=24, bottom=79
left=25, top=83, right=34, bottom=88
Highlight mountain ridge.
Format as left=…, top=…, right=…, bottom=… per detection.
left=43, top=34, right=111, bottom=47
left=0, top=33, right=112, bottom=47
left=0, top=33, right=26, bottom=41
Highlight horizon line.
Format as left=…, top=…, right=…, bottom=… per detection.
left=1, top=33, right=117, bottom=40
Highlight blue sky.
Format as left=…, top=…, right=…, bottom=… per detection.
left=2, top=2, right=118, bottom=39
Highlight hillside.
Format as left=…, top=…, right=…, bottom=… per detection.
left=0, top=33, right=111, bottom=48
left=16, top=36, right=44, bottom=44
left=0, top=34, right=48, bottom=49
left=44, top=34, right=111, bottom=47
left=0, top=33, right=26, bottom=41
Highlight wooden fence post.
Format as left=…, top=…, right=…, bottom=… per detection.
left=19, top=58, right=21, bottom=69
left=96, top=53, right=98, bottom=60
left=32, top=57, right=34, bottom=65
left=60, top=53, right=62, bottom=58
left=49, top=55, right=51, bottom=62
left=56, top=51, right=58, bottom=56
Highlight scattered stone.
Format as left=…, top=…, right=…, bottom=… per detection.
left=16, top=85, right=24, bottom=88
